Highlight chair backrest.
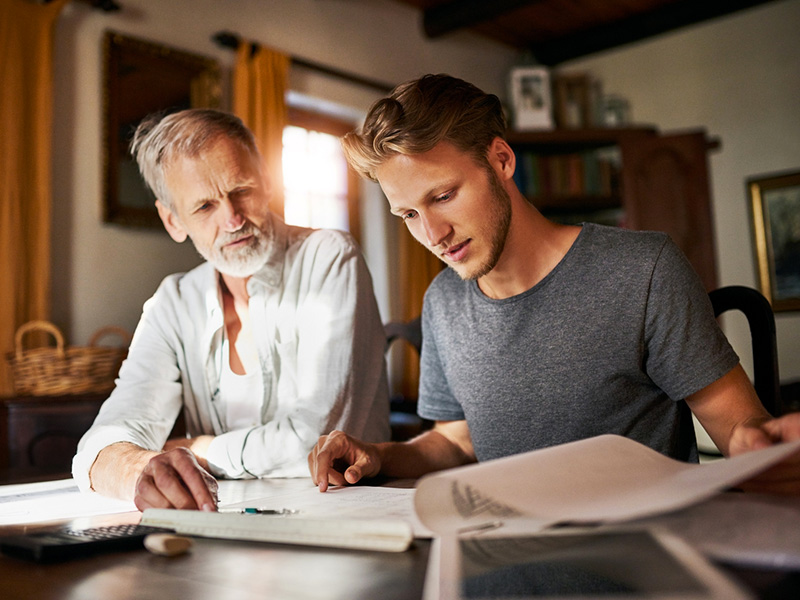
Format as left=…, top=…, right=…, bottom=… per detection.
left=383, top=317, right=425, bottom=441
left=708, top=285, right=781, bottom=416
left=384, top=317, right=422, bottom=355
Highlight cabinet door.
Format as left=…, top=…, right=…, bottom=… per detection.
left=619, top=132, right=718, bottom=291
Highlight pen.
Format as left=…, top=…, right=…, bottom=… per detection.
left=217, top=508, right=299, bottom=515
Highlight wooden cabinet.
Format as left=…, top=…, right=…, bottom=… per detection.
left=507, top=127, right=719, bottom=291
left=0, top=393, right=106, bottom=483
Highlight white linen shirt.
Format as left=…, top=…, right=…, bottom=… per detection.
left=72, top=217, right=390, bottom=490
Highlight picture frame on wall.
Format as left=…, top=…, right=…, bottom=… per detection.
left=509, top=66, right=554, bottom=131
left=748, top=169, right=800, bottom=311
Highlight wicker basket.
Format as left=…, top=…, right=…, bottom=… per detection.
left=6, top=320, right=131, bottom=396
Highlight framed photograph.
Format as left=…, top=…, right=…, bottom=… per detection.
left=748, top=170, right=800, bottom=311
left=552, top=73, right=592, bottom=129
left=509, top=66, right=554, bottom=131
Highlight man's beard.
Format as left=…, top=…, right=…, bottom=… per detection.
left=194, top=219, right=273, bottom=278
left=456, top=166, right=512, bottom=281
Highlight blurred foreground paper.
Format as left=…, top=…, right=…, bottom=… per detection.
left=414, top=434, right=800, bottom=535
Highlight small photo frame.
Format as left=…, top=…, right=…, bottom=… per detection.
left=509, top=66, right=554, bottom=131
left=601, top=94, right=631, bottom=127
left=748, top=169, right=800, bottom=311
left=553, top=73, right=592, bottom=129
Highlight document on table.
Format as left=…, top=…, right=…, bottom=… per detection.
left=223, top=484, right=432, bottom=538
left=413, top=434, right=800, bottom=535
left=0, top=478, right=136, bottom=526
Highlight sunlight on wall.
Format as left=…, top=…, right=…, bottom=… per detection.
left=282, top=125, right=349, bottom=232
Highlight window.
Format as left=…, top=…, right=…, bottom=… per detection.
left=282, top=109, right=360, bottom=243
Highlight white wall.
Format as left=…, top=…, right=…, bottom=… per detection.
left=561, top=0, right=800, bottom=383
left=51, top=0, right=517, bottom=343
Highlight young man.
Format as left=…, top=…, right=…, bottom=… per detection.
left=308, top=74, right=800, bottom=494
left=73, top=109, right=390, bottom=511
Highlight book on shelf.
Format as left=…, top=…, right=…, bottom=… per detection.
left=513, top=148, right=620, bottom=201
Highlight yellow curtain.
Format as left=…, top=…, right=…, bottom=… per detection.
left=397, top=222, right=442, bottom=398
left=0, top=0, right=68, bottom=395
left=232, top=42, right=289, bottom=219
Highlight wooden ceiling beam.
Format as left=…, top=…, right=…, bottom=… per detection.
left=423, top=0, right=543, bottom=38
left=531, top=0, right=780, bottom=65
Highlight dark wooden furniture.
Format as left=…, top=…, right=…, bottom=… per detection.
left=508, top=126, right=720, bottom=291
left=0, top=393, right=106, bottom=484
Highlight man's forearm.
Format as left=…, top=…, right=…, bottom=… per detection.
left=89, top=442, right=159, bottom=501
left=376, top=430, right=475, bottom=478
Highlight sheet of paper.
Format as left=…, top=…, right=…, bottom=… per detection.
left=414, top=434, right=800, bottom=535
left=223, top=484, right=433, bottom=537
left=0, top=478, right=136, bottom=526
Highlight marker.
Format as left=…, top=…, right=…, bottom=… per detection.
left=217, top=508, right=298, bottom=515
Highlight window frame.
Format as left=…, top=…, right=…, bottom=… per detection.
left=285, top=107, right=361, bottom=246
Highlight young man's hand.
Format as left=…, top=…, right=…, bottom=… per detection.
left=308, top=421, right=477, bottom=491
left=307, top=430, right=383, bottom=492
left=729, top=413, right=800, bottom=495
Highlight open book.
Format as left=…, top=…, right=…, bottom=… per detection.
left=414, top=434, right=800, bottom=535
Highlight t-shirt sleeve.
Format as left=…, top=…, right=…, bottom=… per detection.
left=643, top=236, right=739, bottom=400
left=417, top=288, right=466, bottom=422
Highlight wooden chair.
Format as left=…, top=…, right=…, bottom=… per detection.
left=384, top=317, right=422, bottom=354
left=384, top=318, right=426, bottom=440
left=709, top=285, right=782, bottom=417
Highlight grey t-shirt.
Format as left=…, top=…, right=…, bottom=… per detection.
left=418, top=223, right=739, bottom=463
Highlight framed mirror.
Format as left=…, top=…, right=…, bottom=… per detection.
left=102, top=31, right=222, bottom=228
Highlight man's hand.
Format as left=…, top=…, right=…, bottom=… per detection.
left=163, top=435, right=214, bottom=471
left=308, top=430, right=382, bottom=492
left=729, top=413, right=800, bottom=495
left=89, top=441, right=218, bottom=511
left=308, top=421, right=476, bottom=492
left=134, top=447, right=219, bottom=511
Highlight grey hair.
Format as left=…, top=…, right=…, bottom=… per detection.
left=130, top=108, right=261, bottom=210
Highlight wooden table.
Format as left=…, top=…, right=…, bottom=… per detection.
left=2, top=478, right=800, bottom=600
left=1, top=523, right=430, bottom=600
left=0, top=478, right=430, bottom=600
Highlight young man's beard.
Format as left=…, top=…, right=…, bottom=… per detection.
left=455, top=167, right=512, bottom=281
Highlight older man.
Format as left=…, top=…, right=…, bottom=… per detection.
left=73, top=109, right=389, bottom=511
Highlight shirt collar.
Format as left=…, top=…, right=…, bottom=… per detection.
left=195, top=213, right=289, bottom=350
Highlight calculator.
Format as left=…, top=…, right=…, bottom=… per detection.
left=0, top=523, right=174, bottom=562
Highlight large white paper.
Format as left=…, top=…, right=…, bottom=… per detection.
left=414, top=434, right=800, bottom=535
left=0, top=478, right=136, bottom=526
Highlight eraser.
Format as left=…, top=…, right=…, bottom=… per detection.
left=143, top=533, right=193, bottom=557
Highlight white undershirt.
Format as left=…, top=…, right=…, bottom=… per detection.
left=219, top=337, right=263, bottom=430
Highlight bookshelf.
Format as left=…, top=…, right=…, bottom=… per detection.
left=507, top=126, right=720, bottom=291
